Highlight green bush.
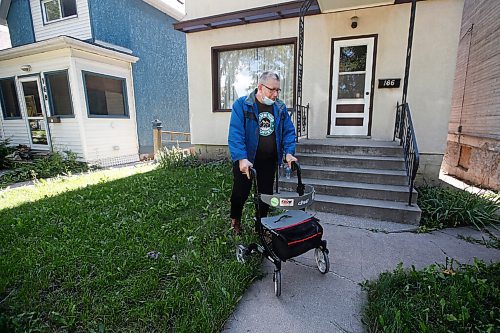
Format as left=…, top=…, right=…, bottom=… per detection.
left=0, top=138, right=14, bottom=169
left=362, top=259, right=500, bottom=333
left=417, top=186, right=499, bottom=230
left=0, top=151, right=89, bottom=188
left=157, top=145, right=199, bottom=169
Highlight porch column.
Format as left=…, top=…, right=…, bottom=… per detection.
left=401, top=0, right=417, bottom=105
left=152, top=119, right=162, bottom=159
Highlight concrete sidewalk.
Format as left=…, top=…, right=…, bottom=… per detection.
left=222, top=212, right=500, bottom=333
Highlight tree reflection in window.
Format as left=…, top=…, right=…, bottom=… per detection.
left=338, top=74, right=366, bottom=99
left=338, top=45, right=367, bottom=99
left=218, top=44, right=295, bottom=110
left=339, top=46, right=366, bottom=72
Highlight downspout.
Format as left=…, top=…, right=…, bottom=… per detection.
left=457, top=24, right=474, bottom=147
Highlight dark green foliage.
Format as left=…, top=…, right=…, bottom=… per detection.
left=417, top=186, right=499, bottom=230
left=0, top=138, right=14, bottom=169
left=0, top=151, right=89, bottom=188
left=0, top=164, right=260, bottom=332
left=362, top=259, right=500, bottom=333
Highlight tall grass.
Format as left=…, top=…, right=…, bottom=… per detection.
left=417, top=186, right=499, bottom=230
left=362, top=259, right=499, bottom=333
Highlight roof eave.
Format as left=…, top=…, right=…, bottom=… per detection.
left=0, top=36, right=139, bottom=63
left=142, top=0, right=185, bottom=21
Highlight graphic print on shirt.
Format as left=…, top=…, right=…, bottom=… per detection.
left=259, top=112, right=275, bottom=136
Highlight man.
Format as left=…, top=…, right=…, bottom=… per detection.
left=228, top=71, right=298, bottom=235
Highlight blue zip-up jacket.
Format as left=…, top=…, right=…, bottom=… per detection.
left=228, top=89, right=296, bottom=164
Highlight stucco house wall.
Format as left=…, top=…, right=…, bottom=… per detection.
left=184, top=0, right=463, bottom=180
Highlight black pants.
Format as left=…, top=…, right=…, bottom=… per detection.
left=230, top=156, right=276, bottom=220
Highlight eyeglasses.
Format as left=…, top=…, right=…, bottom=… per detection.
left=262, top=83, right=281, bottom=93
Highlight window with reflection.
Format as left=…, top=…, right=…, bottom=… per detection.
left=42, top=0, right=77, bottom=23
left=338, top=45, right=367, bottom=99
left=0, top=78, right=21, bottom=119
left=83, top=72, right=128, bottom=117
left=213, top=40, right=296, bottom=112
left=46, top=70, right=73, bottom=116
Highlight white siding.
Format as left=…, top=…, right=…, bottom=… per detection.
left=72, top=55, right=139, bottom=165
left=49, top=119, right=84, bottom=157
left=31, top=0, right=92, bottom=42
left=0, top=119, right=30, bottom=145
left=0, top=44, right=139, bottom=165
left=0, top=49, right=85, bottom=155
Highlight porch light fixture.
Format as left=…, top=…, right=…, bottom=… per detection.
left=351, top=16, right=358, bottom=29
left=20, top=65, right=32, bottom=72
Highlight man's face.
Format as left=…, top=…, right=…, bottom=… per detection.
left=259, top=79, right=281, bottom=101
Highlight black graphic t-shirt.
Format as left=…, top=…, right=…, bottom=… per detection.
left=256, top=99, right=277, bottom=160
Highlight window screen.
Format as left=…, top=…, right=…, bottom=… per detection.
left=46, top=71, right=73, bottom=116
left=84, top=73, right=128, bottom=117
left=0, top=78, right=21, bottom=119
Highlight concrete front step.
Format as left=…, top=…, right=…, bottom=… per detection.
left=296, top=152, right=405, bottom=170
left=297, top=139, right=403, bottom=157
left=280, top=177, right=417, bottom=204
left=311, top=194, right=421, bottom=225
left=301, top=165, right=408, bottom=186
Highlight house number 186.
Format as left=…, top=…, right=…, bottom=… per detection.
left=378, top=78, right=401, bottom=88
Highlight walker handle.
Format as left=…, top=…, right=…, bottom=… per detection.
left=249, top=167, right=257, bottom=180
left=291, top=161, right=305, bottom=196
left=249, top=167, right=261, bottom=220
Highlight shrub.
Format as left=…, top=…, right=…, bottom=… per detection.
left=362, top=259, right=500, bottom=333
left=157, top=145, right=199, bottom=169
left=417, top=185, right=499, bottom=230
left=0, top=138, right=14, bottom=169
left=0, top=151, right=89, bottom=188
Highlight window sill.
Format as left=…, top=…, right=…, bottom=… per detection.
left=2, top=116, right=23, bottom=120
left=51, top=114, right=75, bottom=118
left=43, top=14, right=78, bottom=26
left=88, top=115, right=130, bottom=119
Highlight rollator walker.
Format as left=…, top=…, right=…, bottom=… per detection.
left=236, top=161, right=330, bottom=297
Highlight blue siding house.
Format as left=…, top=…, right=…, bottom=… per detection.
left=0, top=0, right=189, bottom=165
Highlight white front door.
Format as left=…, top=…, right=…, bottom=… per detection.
left=329, top=37, right=374, bottom=136
left=19, top=76, right=50, bottom=149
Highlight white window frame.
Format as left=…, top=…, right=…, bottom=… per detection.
left=41, top=0, right=78, bottom=24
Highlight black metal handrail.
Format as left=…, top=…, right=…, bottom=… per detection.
left=294, top=103, right=309, bottom=142
left=394, top=102, right=420, bottom=206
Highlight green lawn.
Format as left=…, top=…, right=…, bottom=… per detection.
left=362, top=260, right=500, bottom=332
left=0, top=163, right=260, bottom=332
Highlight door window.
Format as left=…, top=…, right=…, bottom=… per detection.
left=22, top=81, right=48, bottom=146
left=338, top=46, right=367, bottom=99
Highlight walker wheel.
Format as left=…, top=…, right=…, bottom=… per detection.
left=315, top=248, right=330, bottom=274
left=273, top=270, right=281, bottom=297
left=236, top=245, right=247, bottom=263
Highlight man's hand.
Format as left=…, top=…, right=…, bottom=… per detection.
left=239, top=159, right=253, bottom=179
left=285, top=153, right=298, bottom=168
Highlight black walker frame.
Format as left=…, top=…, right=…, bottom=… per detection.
left=236, top=161, right=329, bottom=297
